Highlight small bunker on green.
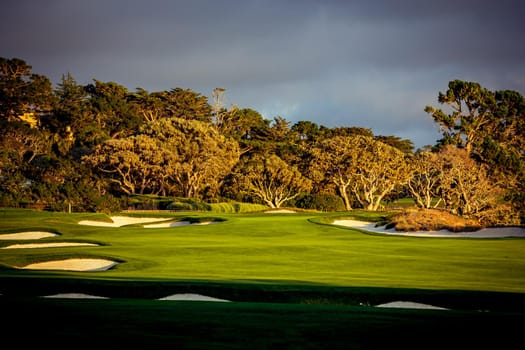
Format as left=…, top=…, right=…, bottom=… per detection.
left=0, top=231, right=58, bottom=240
left=20, top=258, right=118, bottom=271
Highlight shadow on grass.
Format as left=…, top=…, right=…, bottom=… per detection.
left=1, top=294, right=523, bottom=349
left=1, top=274, right=524, bottom=313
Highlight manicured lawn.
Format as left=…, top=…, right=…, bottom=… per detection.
left=1, top=208, right=524, bottom=292
left=1, top=208, right=524, bottom=348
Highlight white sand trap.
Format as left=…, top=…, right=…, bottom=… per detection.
left=0, top=231, right=58, bottom=240
left=193, top=221, right=216, bottom=226
left=144, top=220, right=191, bottom=228
left=265, top=209, right=296, bottom=213
left=2, top=242, right=98, bottom=249
left=144, top=220, right=218, bottom=228
left=332, top=219, right=525, bottom=238
left=21, top=258, right=118, bottom=271
left=375, top=301, right=448, bottom=310
left=158, top=293, right=230, bottom=302
left=42, top=293, right=108, bottom=299
left=78, top=216, right=170, bottom=227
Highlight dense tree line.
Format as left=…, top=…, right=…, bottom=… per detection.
left=1, top=58, right=523, bottom=224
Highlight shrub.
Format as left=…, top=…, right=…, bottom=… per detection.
left=474, top=203, right=522, bottom=227
left=388, top=208, right=481, bottom=231
left=93, top=195, right=125, bottom=214
left=208, top=202, right=269, bottom=213
left=127, top=195, right=173, bottom=210
left=234, top=202, right=269, bottom=213
left=166, top=198, right=211, bottom=211
left=208, top=202, right=237, bottom=213
left=295, top=194, right=346, bottom=212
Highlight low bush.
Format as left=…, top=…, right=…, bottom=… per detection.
left=166, top=198, right=211, bottom=211
left=235, top=202, right=269, bottom=213
left=209, top=202, right=268, bottom=213
left=127, top=194, right=173, bottom=210
left=94, top=195, right=125, bottom=214
left=295, top=194, right=346, bottom=212
left=474, top=202, right=522, bottom=227
left=388, top=208, right=481, bottom=231
left=208, top=202, right=237, bottom=213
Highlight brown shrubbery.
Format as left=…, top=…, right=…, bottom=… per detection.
left=388, top=208, right=481, bottom=232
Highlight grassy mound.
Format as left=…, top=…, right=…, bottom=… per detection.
left=388, top=208, right=481, bottom=232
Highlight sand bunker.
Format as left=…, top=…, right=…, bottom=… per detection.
left=42, top=293, right=108, bottom=299
left=158, top=293, right=230, bottom=302
left=375, top=301, right=448, bottom=310
left=144, top=220, right=192, bottom=228
left=21, top=258, right=118, bottom=271
left=332, top=219, right=525, bottom=238
left=376, top=301, right=448, bottom=310
left=2, top=242, right=98, bottom=249
left=78, top=216, right=170, bottom=227
left=144, top=220, right=217, bottom=228
left=265, top=209, right=296, bottom=213
left=79, top=216, right=220, bottom=228
left=0, top=231, right=58, bottom=240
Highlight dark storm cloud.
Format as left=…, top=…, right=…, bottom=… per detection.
left=2, top=0, right=524, bottom=147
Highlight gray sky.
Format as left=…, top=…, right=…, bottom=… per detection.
left=3, top=0, right=524, bottom=147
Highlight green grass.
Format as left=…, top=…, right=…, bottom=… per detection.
left=1, top=208, right=525, bottom=292
left=1, top=208, right=525, bottom=348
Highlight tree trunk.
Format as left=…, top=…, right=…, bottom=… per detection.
left=265, top=200, right=276, bottom=209
left=338, top=185, right=352, bottom=211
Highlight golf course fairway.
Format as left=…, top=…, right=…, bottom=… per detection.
left=1, top=208, right=524, bottom=348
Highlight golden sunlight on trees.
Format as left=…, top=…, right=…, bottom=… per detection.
left=407, top=147, right=512, bottom=225
left=141, top=118, right=239, bottom=198
left=2, top=57, right=524, bottom=223
left=82, top=135, right=162, bottom=195
left=232, top=154, right=312, bottom=208
left=436, top=146, right=507, bottom=224
left=130, top=87, right=212, bottom=123
left=348, top=137, right=412, bottom=211
left=84, top=118, right=239, bottom=199
left=308, top=136, right=360, bottom=211
left=407, top=151, right=442, bottom=209
left=426, top=80, right=525, bottom=224
left=425, top=80, right=495, bottom=156
left=308, top=136, right=411, bottom=211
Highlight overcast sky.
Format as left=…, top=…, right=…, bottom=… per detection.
left=3, top=0, right=524, bottom=147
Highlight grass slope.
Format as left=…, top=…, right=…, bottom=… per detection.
left=1, top=209, right=525, bottom=292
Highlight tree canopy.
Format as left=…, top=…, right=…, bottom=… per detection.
left=231, top=153, right=312, bottom=208
left=308, top=135, right=411, bottom=211
left=1, top=57, right=523, bottom=224
left=0, top=57, right=54, bottom=123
